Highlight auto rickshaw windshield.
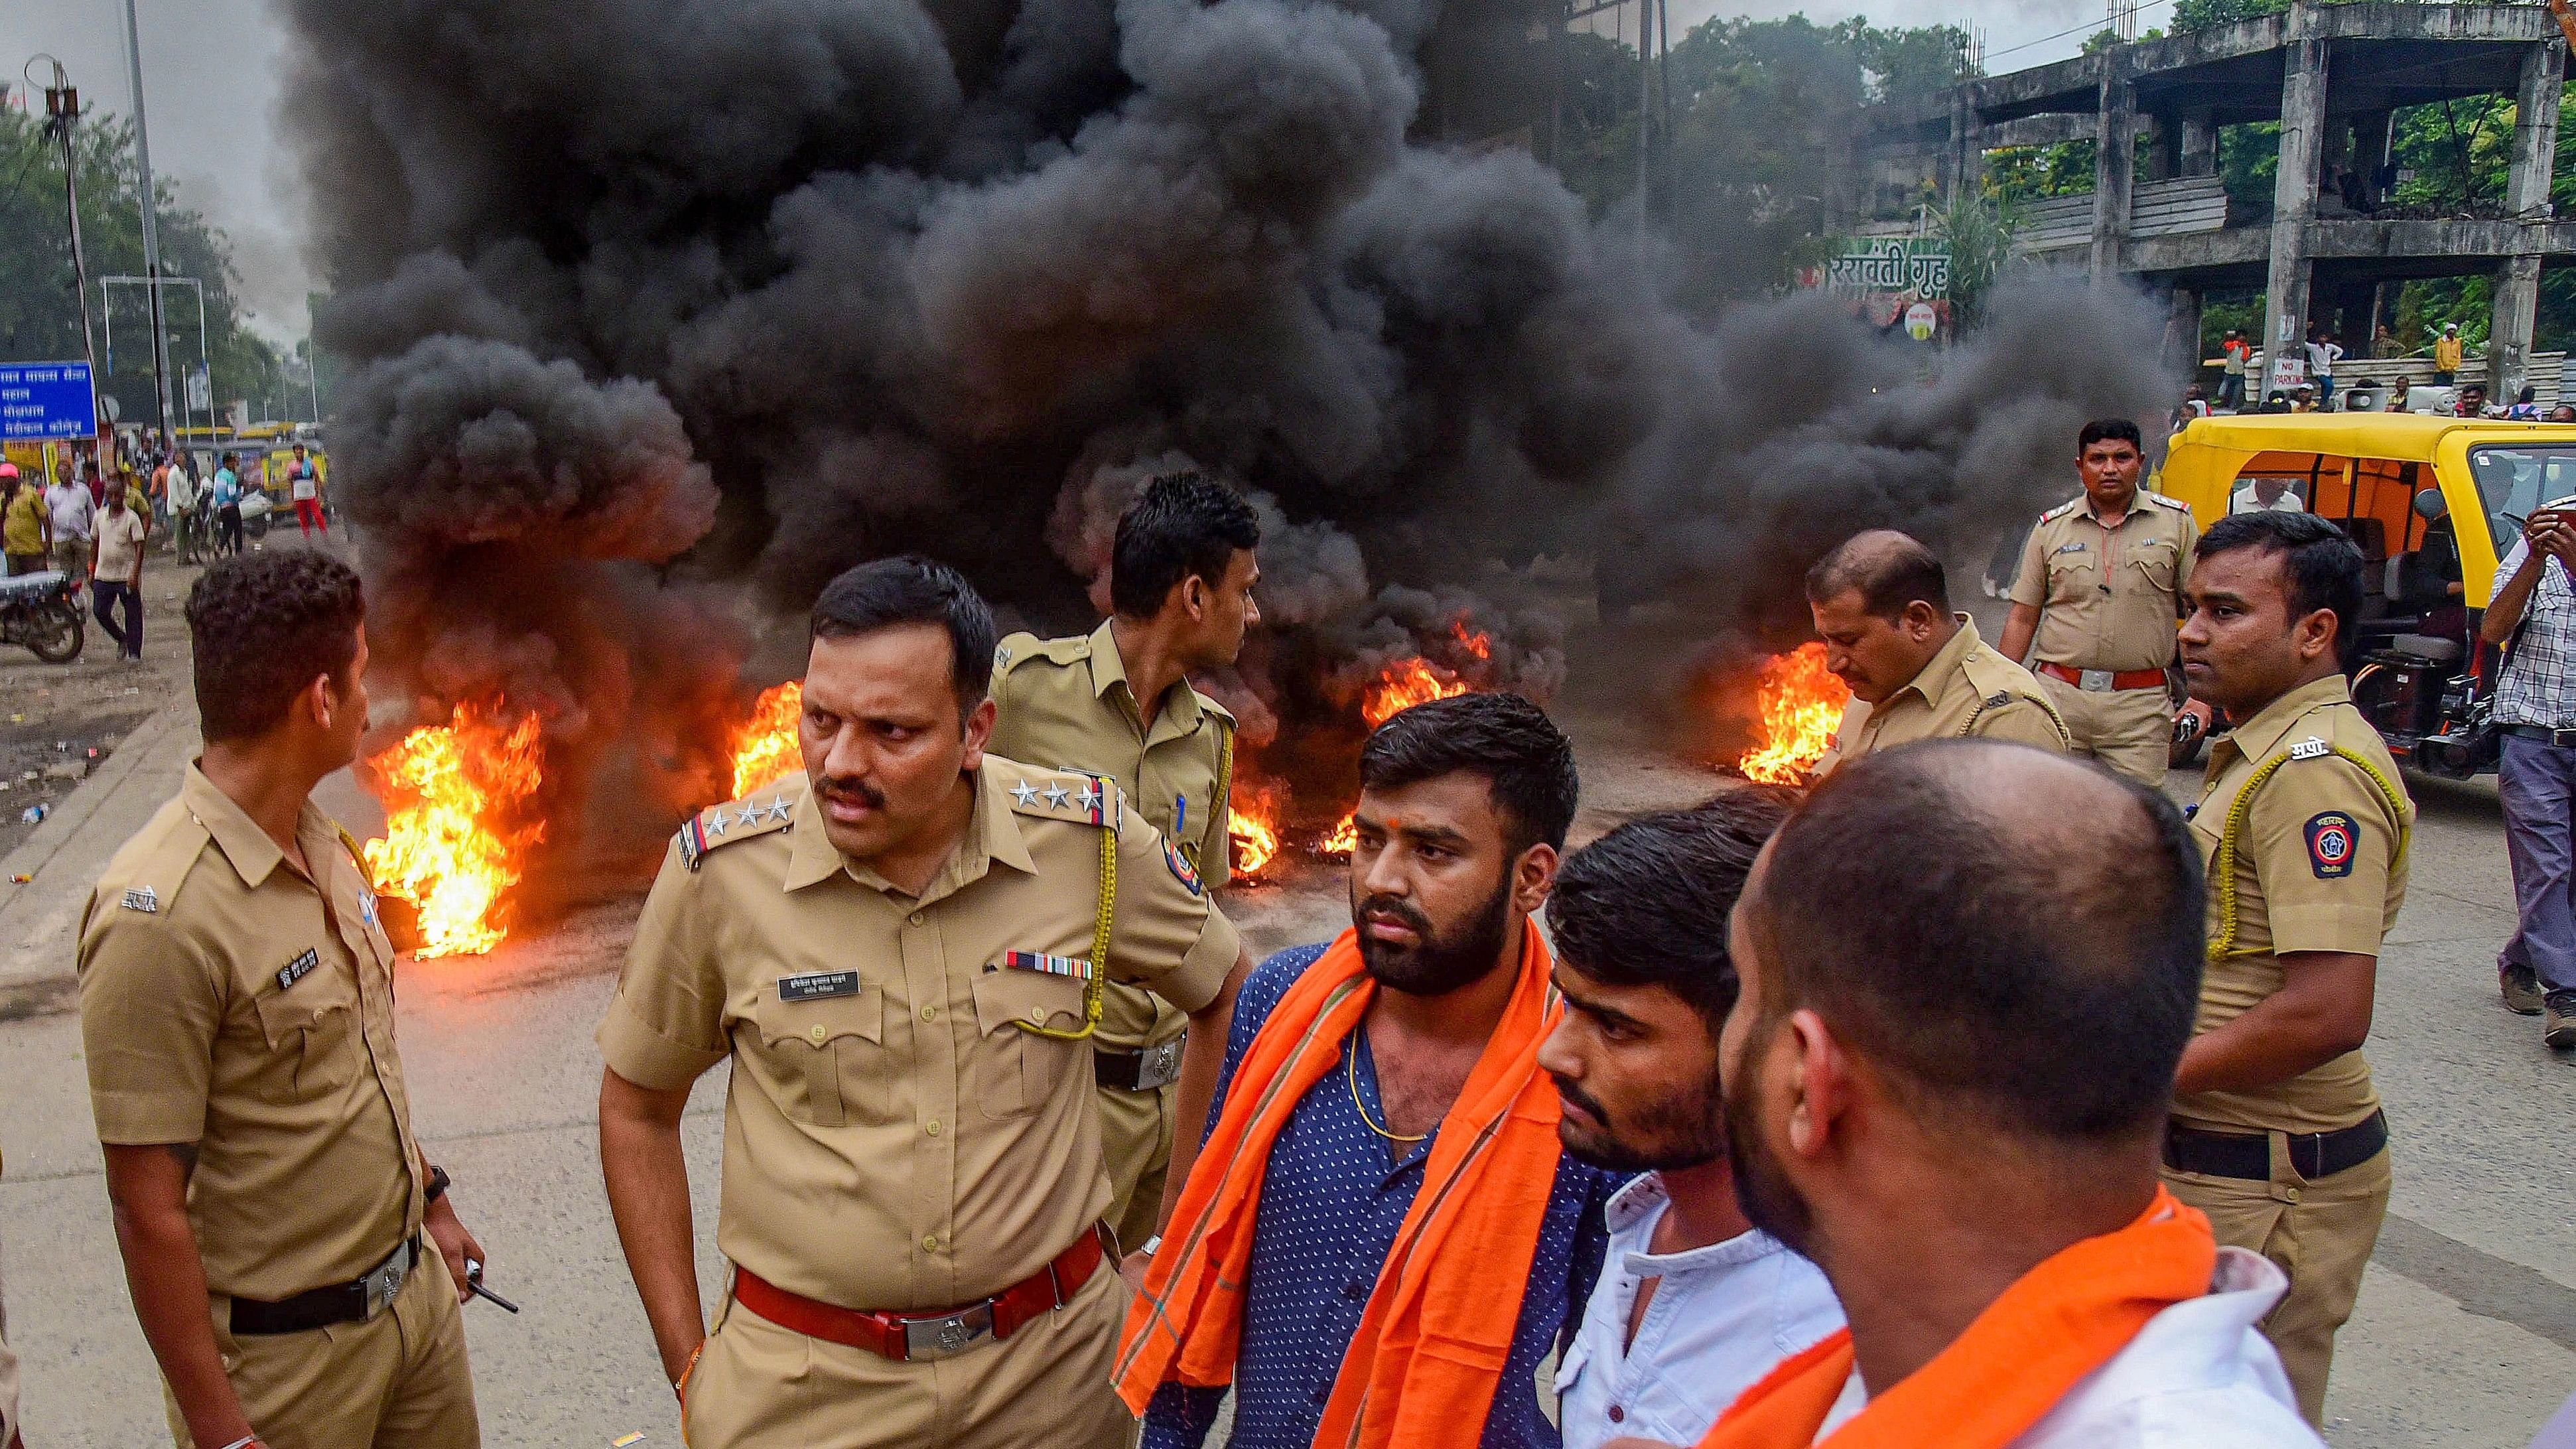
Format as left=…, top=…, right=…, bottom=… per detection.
left=2467, top=443, right=2576, bottom=546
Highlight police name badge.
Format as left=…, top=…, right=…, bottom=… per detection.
left=778, top=971, right=860, bottom=1002
left=277, top=948, right=321, bottom=991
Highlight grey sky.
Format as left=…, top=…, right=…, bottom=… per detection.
left=3, top=0, right=2121, bottom=350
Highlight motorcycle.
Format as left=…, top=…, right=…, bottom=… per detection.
left=0, top=569, right=86, bottom=662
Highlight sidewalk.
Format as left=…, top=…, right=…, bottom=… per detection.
left=0, top=701, right=196, bottom=1012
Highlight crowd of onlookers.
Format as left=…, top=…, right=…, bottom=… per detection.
left=2193, top=320, right=2575, bottom=423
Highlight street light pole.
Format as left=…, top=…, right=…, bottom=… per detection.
left=119, top=0, right=175, bottom=452
left=29, top=58, right=102, bottom=407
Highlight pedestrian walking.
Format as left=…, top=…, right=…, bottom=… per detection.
left=2478, top=502, right=2576, bottom=1046
left=78, top=550, right=487, bottom=1449
left=1122, top=693, right=1617, bottom=1449
left=165, top=452, right=198, bottom=561
left=90, top=488, right=148, bottom=661
left=46, top=462, right=96, bottom=579
left=989, top=471, right=1260, bottom=1256
left=2170, top=512, right=2407, bottom=1425
left=2001, top=419, right=2201, bottom=788
left=1538, top=794, right=1845, bottom=1449
left=596, top=557, right=1251, bottom=1449
left=286, top=443, right=327, bottom=538
left=211, top=454, right=246, bottom=557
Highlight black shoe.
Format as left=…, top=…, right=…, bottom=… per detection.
left=2547, top=991, right=2576, bottom=1050
left=2504, top=963, right=2545, bottom=1016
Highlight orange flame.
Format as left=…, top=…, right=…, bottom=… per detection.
left=1735, top=644, right=1850, bottom=786
left=1319, top=811, right=1357, bottom=857
left=730, top=681, right=805, bottom=798
left=1361, top=629, right=1492, bottom=728
left=1230, top=794, right=1282, bottom=878
left=361, top=701, right=547, bottom=958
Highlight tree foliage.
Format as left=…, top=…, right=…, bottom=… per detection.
left=0, top=107, right=285, bottom=431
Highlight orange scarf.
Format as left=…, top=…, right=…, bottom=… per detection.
left=1693, top=1188, right=2218, bottom=1449
left=1115, top=920, right=1565, bottom=1449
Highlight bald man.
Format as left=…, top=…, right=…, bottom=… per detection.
left=1608, top=741, right=2317, bottom=1449
left=1807, top=531, right=2067, bottom=776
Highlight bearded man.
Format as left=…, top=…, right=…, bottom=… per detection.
left=1118, top=691, right=1621, bottom=1449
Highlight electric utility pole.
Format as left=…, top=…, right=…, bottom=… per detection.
left=121, top=0, right=175, bottom=451
left=32, top=59, right=102, bottom=412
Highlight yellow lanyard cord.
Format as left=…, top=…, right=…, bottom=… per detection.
left=1347, top=1040, right=1426, bottom=1143
left=1014, top=818, right=1117, bottom=1041
left=2207, top=744, right=2411, bottom=961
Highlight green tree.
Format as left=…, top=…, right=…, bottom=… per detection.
left=0, top=107, right=285, bottom=434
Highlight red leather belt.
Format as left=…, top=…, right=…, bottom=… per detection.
left=732, top=1226, right=1109, bottom=1361
left=2039, top=661, right=2168, bottom=692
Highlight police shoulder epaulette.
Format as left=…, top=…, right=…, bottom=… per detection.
left=997, top=761, right=1122, bottom=828
left=994, top=631, right=1091, bottom=677
left=105, top=801, right=212, bottom=918
left=2142, top=490, right=2190, bottom=512
left=674, top=779, right=803, bottom=872
left=1197, top=691, right=1236, bottom=727
left=2040, top=496, right=2085, bottom=523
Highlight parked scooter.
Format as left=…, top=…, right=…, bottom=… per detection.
left=0, top=570, right=86, bottom=662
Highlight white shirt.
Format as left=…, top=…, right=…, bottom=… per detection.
left=45, top=482, right=93, bottom=540
left=1814, top=1247, right=2321, bottom=1448
left=289, top=458, right=317, bottom=500
left=165, top=463, right=196, bottom=510
left=2305, top=341, right=2342, bottom=375
left=1558, top=1174, right=1845, bottom=1449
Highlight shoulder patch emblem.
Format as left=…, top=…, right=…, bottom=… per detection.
left=2305, top=811, right=2358, bottom=878
left=2289, top=737, right=2331, bottom=760
left=1163, top=837, right=1203, bottom=896
left=121, top=886, right=158, bottom=914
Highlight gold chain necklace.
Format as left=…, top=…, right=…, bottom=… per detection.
left=1347, top=1042, right=1427, bottom=1144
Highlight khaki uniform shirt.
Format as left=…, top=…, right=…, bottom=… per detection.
left=2009, top=490, right=2201, bottom=673
left=596, top=759, right=1241, bottom=1312
left=2177, top=675, right=2412, bottom=1134
left=990, top=622, right=1235, bottom=1053
left=76, top=766, right=424, bottom=1301
left=1817, top=616, right=2069, bottom=774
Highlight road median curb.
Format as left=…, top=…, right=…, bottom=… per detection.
left=0, top=700, right=197, bottom=996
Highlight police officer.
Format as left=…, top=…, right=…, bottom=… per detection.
left=1806, top=529, right=2067, bottom=774
left=77, top=551, right=483, bottom=1449
left=2167, top=511, right=2408, bottom=1426
left=2001, top=417, right=2201, bottom=787
left=988, top=470, right=1258, bottom=1254
left=596, top=557, right=1251, bottom=1449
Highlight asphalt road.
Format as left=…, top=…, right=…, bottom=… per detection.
left=0, top=705, right=2568, bottom=1446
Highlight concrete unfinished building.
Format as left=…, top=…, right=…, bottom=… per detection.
left=1859, top=2, right=2571, bottom=400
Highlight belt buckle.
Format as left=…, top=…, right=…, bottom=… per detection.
left=902, top=1301, right=995, bottom=1361
left=2555, top=727, right=2576, bottom=748
left=2079, top=668, right=2116, bottom=693
left=1136, top=1039, right=1184, bottom=1092
left=362, top=1249, right=408, bottom=1318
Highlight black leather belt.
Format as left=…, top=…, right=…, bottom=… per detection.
left=2503, top=724, right=2576, bottom=748
left=2165, top=1110, right=2388, bottom=1183
left=230, top=1236, right=421, bottom=1335
left=1095, top=1038, right=1184, bottom=1093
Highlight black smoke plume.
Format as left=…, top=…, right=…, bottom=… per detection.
left=281, top=0, right=2171, bottom=886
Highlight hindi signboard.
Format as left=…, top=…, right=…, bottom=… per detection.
left=1798, top=238, right=1953, bottom=342
left=0, top=362, right=98, bottom=442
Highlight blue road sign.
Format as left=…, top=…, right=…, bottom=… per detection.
left=0, top=362, right=98, bottom=442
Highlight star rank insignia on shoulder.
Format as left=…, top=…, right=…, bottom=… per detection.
left=1000, top=766, right=1120, bottom=828
left=674, top=786, right=800, bottom=872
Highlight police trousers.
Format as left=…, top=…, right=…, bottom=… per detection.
left=2165, top=1137, right=2391, bottom=1427
left=172, top=1246, right=480, bottom=1449
left=1099, top=1071, right=1177, bottom=1256
left=2037, top=673, right=2173, bottom=788
left=681, top=1259, right=1133, bottom=1449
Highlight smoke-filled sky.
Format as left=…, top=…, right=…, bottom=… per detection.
left=6, top=0, right=2146, bottom=351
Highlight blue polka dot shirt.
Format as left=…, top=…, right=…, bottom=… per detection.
left=1141, top=943, right=1621, bottom=1449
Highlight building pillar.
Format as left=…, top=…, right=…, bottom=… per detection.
left=2092, top=53, right=2136, bottom=283
left=2261, top=7, right=2327, bottom=395
left=2146, top=111, right=2176, bottom=181
left=2490, top=37, right=2565, bottom=403
left=2347, top=109, right=2393, bottom=206
left=1948, top=88, right=1984, bottom=204
left=2166, top=286, right=2205, bottom=381
left=2180, top=108, right=2217, bottom=178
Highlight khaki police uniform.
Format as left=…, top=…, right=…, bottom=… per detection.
left=2165, top=675, right=2409, bottom=1426
left=76, top=766, right=476, bottom=1449
left=989, top=622, right=1235, bottom=1253
left=1816, top=615, right=2068, bottom=775
left=598, top=758, right=1239, bottom=1449
left=2009, top=488, right=2201, bottom=786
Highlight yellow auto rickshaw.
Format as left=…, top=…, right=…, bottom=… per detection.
left=2159, top=411, right=2576, bottom=776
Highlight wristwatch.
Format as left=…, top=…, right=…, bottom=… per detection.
left=425, top=1164, right=452, bottom=1206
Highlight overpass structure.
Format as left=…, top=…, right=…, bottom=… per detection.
left=1858, top=3, right=2571, bottom=398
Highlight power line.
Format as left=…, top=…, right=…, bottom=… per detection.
left=1982, top=0, right=2176, bottom=64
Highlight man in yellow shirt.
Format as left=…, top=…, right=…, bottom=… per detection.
left=1, top=464, right=48, bottom=576
left=2433, top=322, right=2463, bottom=385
